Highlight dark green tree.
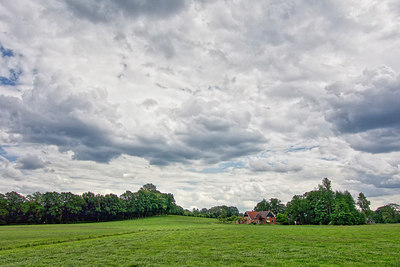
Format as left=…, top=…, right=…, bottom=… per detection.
left=318, top=178, right=335, bottom=221
left=81, top=192, right=102, bottom=222
left=374, top=204, right=400, bottom=223
left=25, top=192, right=43, bottom=224
left=141, top=183, right=158, bottom=192
left=5, top=191, right=27, bottom=224
left=165, top=193, right=176, bottom=214
left=357, top=193, right=373, bottom=223
left=0, top=193, right=8, bottom=225
left=120, top=190, right=137, bottom=219
left=269, top=198, right=286, bottom=215
left=61, top=192, right=85, bottom=222
left=0, top=184, right=183, bottom=224
left=331, top=191, right=364, bottom=225
left=276, top=213, right=289, bottom=225
left=171, top=205, right=184, bottom=215
left=103, top=193, right=126, bottom=220
left=286, top=195, right=307, bottom=224
left=303, top=190, right=326, bottom=224
left=357, top=193, right=370, bottom=212
left=41, top=192, right=63, bottom=223
left=254, top=199, right=271, bottom=212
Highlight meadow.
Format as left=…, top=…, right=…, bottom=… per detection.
left=0, top=216, right=399, bottom=266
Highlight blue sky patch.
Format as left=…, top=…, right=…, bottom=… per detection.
left=190, top=161, right=246, bottom=174
left=0, top=146, right=18, bottom=162
left=321, top=157, right=339, bottom=162
left=0, top=45, right=14, bottom=57
left=285, top=145, right=319, bottom=153
left=0, top=68, right=21, bottom=86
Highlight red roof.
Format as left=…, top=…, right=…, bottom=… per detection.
left=245, top=211, right=259, bottom=219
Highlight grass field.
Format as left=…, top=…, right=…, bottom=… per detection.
left=1, top=216, right=399, bottom=266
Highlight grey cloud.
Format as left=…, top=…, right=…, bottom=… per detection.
left=141, top=99, right=158, bottom=109
left=249, top=158, right=302, bottom=173
left=199, top=116, right=233, bottom=132
left=16, top=154, right=46, bottom=170
left=352, top=172, right=400, bottom=189
left=113, top=0, right=185, bottom=18
left=325, top=66, right=400, bottom=153
left=0, top=73, right=125, bottom=163
left=346, top=129, right=400, bottom=154
left=176, top=98, right=267, bottom=163
left=183, top=129, right=266, bottom=162
left=148, top=35, right=176, bottom=59
left=0, top=96, right=117, bottom=162
left=65, top=0, right=186, bottom=22
left=342, top=148, right=400, bottom=192
left=64, top=0, right=114, bottom=23
left=0, top=77, right=267, bottom=165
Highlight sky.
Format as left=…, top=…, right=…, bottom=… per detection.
left=0, top=0, right=399, bottom=212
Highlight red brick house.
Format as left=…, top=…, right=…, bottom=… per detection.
left=239, top=211, right=276, bottom=224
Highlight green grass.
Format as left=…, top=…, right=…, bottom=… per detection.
left=0, top=216, right=399, bottom=266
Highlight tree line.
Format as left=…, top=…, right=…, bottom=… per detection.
left=1, top=178, right=399, bottom=226
left=0, top=184, right=184, bottom=225
left=184, top=205, right=239, bottom=219
left=182, top=205, right=241, bottom=223
left=254, top=178, right=400, bottom=225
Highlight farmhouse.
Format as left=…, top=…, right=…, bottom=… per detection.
left=239, top=211, right=276, bottom=224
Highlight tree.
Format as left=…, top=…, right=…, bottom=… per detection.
left=254, top=199, right=271, bottom=212
left=269, top=198, right=286, bottom=215
left=165, top=193, right=176, bottom=214
left=286, top=178, right=335, bottom=225
left=41, top=192, right=63, bottom=223
left=357, top=193, right=373, bottom=223
left=331, top=191, right=364, bottom=225
left=276, top=213, right=289, bottom=225
left=217, top=209, right=228, bottom=223
left=0, top=193, right=8, bottom=225
left=81, top=192, right=101, bottom=222
left=318, top=178, right=335, bottom=220
left=5, top=191, right=27, bottom=224
left=0, top=184, right=184, bottom=224
left=357, top=193, right=370, bottom=212
left=120, top=190, right=137, bottom=219
left=61, top=192, right=85, bottom=223
left=285, top=178, right=365, bottom=225
left=171, top=205, right=184, bottom=215
left=374, top=204, right=400, bottom=223
left=103, top=193, right=126, bottom=220
left=286, top=195, right=307, bottom=225
left=207, top=206, right=239, bottom=218
left=141, top=183, right=158, bottom=192
left=304, top=190, right=327, bottom=224
left=331, top=194, right=352, bottom=225
left=25, top=192, right=43, bottom=224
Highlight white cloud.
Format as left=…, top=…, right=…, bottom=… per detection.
left=0, top=0, right=399, bottom=211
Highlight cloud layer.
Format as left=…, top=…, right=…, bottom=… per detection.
left=0, top=0, right=399, bottom=210
left=325, top=66, right=400, bottom=153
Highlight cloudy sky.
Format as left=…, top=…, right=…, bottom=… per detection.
left=1, top=0, right=399, bottom=211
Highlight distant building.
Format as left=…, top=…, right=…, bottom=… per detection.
left=237, top=211, right=276, bottom=224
